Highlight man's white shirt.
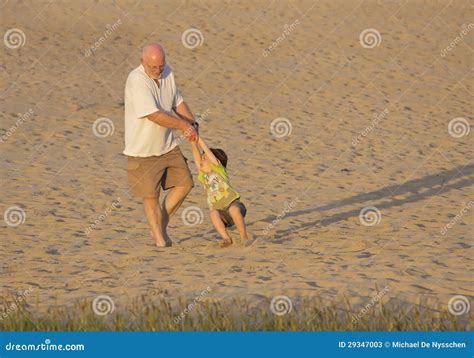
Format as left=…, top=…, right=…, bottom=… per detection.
left=123, top=64, right=183, bottom=157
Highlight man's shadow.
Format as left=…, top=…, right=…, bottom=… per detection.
left=252, top=163, right=474, bottom=241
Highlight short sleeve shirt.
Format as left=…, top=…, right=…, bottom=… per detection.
left=123, top=64, right=184, bottom=157
left=197, top=161, right=240, bottom=210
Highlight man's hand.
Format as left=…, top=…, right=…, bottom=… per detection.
left=183, top=123, right=198, bottom=142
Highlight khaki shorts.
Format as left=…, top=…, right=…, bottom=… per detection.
left=127, top=146, right=194, bottom=198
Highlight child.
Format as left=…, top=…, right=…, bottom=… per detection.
left=191, top=137, right=248, bottom=247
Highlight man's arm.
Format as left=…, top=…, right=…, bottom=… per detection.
left=147, top=111, right=198, bottom=142
left=174, top=101, right=195, bottom=122
left=198, top=137, right=219, bottom=165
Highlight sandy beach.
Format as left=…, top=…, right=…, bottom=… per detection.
left=1, top=0, right=472, bottom=318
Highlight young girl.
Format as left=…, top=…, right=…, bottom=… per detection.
left=191, top=137, right=248, bottom=247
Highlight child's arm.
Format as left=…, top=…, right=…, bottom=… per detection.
left=190, top=142, right=202, bottom=169
left=198, top=137, right=219, bottom=165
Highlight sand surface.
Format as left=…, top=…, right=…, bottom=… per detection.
left=1, top=0, right=472, bottom=314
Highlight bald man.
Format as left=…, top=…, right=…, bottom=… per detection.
left=123, top=44, right=198, bottom=247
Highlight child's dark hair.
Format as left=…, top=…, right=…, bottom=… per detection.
left=210, top=148, right=228, bottom=168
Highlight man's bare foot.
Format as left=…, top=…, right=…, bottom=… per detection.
left=163, top=232, right=173, bottom=247
left=149, top=230, right=167, bottom=247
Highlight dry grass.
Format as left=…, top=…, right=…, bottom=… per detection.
left=0, top=295, right=470, bottom=331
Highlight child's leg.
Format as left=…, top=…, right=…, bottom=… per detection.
left=228, top=202, right=248, bottom=241
left=210, top=209, right=232, bottom=246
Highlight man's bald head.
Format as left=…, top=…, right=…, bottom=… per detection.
left=142, top=44, right=165, bottom=61
left=141, top=44, right=166, bottom=79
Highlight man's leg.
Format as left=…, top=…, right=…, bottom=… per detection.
left=161, top=185, right=192, bottom=242
left=143, top=196, right=167, bottom=247
left=127, top=156, right=168, bottom=247
left=160, top=147, right=194, bottom=243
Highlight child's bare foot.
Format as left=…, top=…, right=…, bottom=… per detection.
left=218, top=237, right=233, bottom=248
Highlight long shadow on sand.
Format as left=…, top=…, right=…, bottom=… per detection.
left=254, top=163, right=474, bottom=241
